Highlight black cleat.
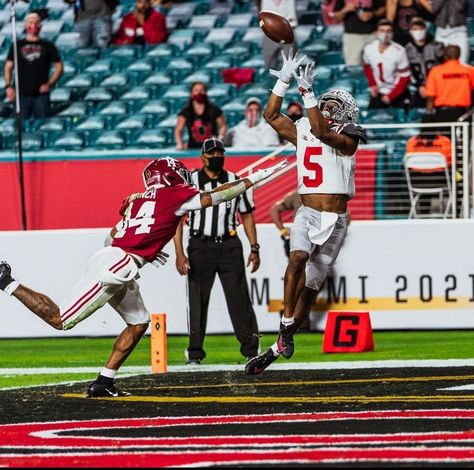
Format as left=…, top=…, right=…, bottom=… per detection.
left=185, top=358, right=201, bottom=365
left=245, top=348, right=279, bottom=375
left=87, top=381, right=130, bottom=398
left=278, top=323, right=295, bottom=359
left=0, top=262, right=14, bottom=291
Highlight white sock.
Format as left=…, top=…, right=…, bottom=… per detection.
left=270, top=343, right=281, bottom=356
left=281, top=316, right=295, bottom=327
left=100, top=367, right=117, bottom=379
left=4, top=280, right=20, bottom=296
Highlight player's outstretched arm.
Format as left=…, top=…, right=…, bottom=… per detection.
left=263, top=49, right=306, bottom=145
left=199, top=160, right=288, bottom=209
left=293, top=63, right=359, bottom=156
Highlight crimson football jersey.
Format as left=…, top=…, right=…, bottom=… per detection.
left=112, top=184, right=199, bottom=262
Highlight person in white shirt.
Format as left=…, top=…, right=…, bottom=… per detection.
left=258, top=0, right=298, bottom=69
left=226, top=97, right=281, bottom=148
left=362, top=19, right=411, bottom=109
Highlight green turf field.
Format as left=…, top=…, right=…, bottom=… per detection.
left=1, top=331, right=474, bottom=389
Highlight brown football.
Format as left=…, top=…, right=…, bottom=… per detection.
left=258, top=10, right=294, bottom=44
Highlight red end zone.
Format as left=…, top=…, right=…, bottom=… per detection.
left=1, top=410, right=474, bottom=467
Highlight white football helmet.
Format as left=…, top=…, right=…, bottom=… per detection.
left=317, top=89, right=360, bottom=124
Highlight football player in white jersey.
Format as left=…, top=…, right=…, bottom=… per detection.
left=246, top=49, right=367, bottom=375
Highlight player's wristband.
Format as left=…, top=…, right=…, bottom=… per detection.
left=302, top=91, right=318, bottom=109
left=272, top=79, right=290, bottom=97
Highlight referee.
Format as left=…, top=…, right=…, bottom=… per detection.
left=173, top=138, right=260, bottom=364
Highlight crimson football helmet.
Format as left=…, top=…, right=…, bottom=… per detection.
left=142, top=157, right=193, bottom=188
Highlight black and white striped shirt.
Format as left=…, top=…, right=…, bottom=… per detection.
left=187, top=170, right=255, bottom=237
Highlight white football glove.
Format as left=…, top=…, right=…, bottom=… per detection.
left=151, top=250, right=170, bottom=268
left=269, top=48, right=307, bottom=84
left=293, top=62, right=317, bottom=96
left=249, top=160, right=289, bottom=184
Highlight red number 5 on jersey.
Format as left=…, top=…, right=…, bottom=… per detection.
left=303, top=146, right=323, bottom=188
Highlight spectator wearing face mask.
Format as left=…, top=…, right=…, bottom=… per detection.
left=175, top=81, right=227, bottom=150
left=362, top=19, right=411, bottom=109
left=286, top=101, right=304, bottom=122
left=225, top=97, right=280, bottom=148
left=404, top=16, right=444, bottom=108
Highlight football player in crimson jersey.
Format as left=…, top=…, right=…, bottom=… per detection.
left=0, top=155, right=286, bottom=396
left=246, top=50, right=367, bottom=375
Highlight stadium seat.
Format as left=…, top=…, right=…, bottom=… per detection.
left=93, top=130, right=127, bottom=149
left=239, top=83, right=269, bottom=101
left=58, top=101, right=91, bottom=119
left=166, top=58, right=194, bottom=82
left=143, top=72, right=173, bottom=88
left=116, top=114, right=148, bottom=131
left=21, top=132, right=43, bottom=151
left=125, top=59, right=153, bottom=82
left=133, top=129, right=168, bottom=148
left=207, top=83, right=236, bottom=102
left=97, top=100, right=129, bottom=127
left=120, top=86, right=152, bottom=103
left=241, top=27, right=264, bottom=51
left=163, top=85, right=190, bottom=113
left=182, top=43, right=214, bottom=66
left=222, top=99, right=246, bottom=127
left=204, top=28, right=237, bottom=50
left=84, top=87, right=114, bottom=103
left=145, top=43, right=177, bottom=69
left=318, top=51, right=345, bottom=68
left=55, top=32, right=81, bottom=51
left=241, top=55, right=265, bottom=68
left=50, top=131, right=84, bottom=150
left=295, top=25, right=316, bottom=46
left=69, top=48, right=100, bottom=72
left=188, top=14, right=218, bottom=30
left=167, top=29, right=197, bottom=50
left=40, top=20, right=64, bottom=41
left=101, top=72, right=128, bottom=92
left=183, top=71, right=212, bottom=84
left=224, top=13, right=253, bottom=28
left=104, top=45, right=141, bottom=69
left=224, top=43, right=252, bottom=62
left=166, top=2, right=198, bottom=25
left=63, top=73, right=94, bottom=98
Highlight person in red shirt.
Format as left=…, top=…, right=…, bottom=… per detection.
left=113, top=0, right=167, bottom=46
left=0, top=155, right=286, bottom=397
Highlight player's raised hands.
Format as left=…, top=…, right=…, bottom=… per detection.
left=293, top=62, right=317, bottom=95
left=269, top=48, right=307, bottom=84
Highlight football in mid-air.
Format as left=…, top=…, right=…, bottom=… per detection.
left=258, top=10, right=294, bottom=44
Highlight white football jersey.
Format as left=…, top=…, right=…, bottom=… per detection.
left=296, top=117, right=355, bottom=197
left=362, top=40, right=411, bottom=95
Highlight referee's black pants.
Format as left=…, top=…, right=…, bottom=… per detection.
left=186, top=236, right=259, bottom=361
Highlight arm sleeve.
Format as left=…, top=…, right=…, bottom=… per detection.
left=363, top=62, right=377, bottom=87
left=49, top=42, right=61, bottom=62
left=175, top=193, right=202, bottom=216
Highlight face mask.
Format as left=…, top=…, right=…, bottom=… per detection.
left=288, top=113, right=302, bottom=122
left=376, top=32, right=392, bottom=44
left=410, top=29, right=427, bottom=42
left=26, top=24, right=41, bottom=35
left=192, top=92, right=206, bottom=104
left=207, top=156, right=225, bottom=173
left=246, top=108, right=261, bottom=128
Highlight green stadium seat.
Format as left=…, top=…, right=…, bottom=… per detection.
left=166, top=58, right=194, bottom=82
left=156, top=115, right=178, bottom=144
left=353, top=93, right=369, bottom=110
left=145, top=43, right=177, bottom=69
left=239, top=83, right=269, bottom=101
left=133, top=129, right=168, bottom=148
left=41, top=20, right=64, bottom=41
left=207, top=83, right=236, bottom=102
left=328, top=78, right=357, bottom=93
left=167, top=2, right=198, bottom=24
left=224, top=43, right=251, bottom=62
left=94, top=130, right=127, bottom=149
left=241, top=27, right=264, bottom=51
left=167, top=29, right=197, bottom=50
left=58, top=102, right=91, bottom=120
left=101, top=72, right=129, bottom=91
left=183, top=71, right=212, bottom=84
left=116, top=114, right=148, bottom=132
left=295, top=25, right=316, bottom=46
left=204, top=28, right=237, bottom=50
left=182, top=43, right=214, bottom=66
left=188, top=14, right=218, bottom=30
left=241, top=55, right=265, bottom=68
left=50, top=87, right=72, bottom=104
left=143, top=72, right=173, bottom=88
left=50, top=131, right=84, bottom=150
left=69, top=48, right=100, bottom=72
left=84, top=87, right=114, bottom=103
left=318, top=51, right=345, bottom=68
left=222, top=99, right=246, bottom=127
left=139, top=99, right=168, bottom=125
left=120, top=86, right=152, bottom=102
left=63, top=73, right=93, bottom=98
left=21, top=132, right=43, bottom=151
left=55, top=32, right=81, bottom=51
left=102, top=44, right=141, bottom=66
left=163, top=85, right=190, bottom=113
left=85, top=59, right=113, bottom=84
left=224, top=13, right=253, bottom=28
